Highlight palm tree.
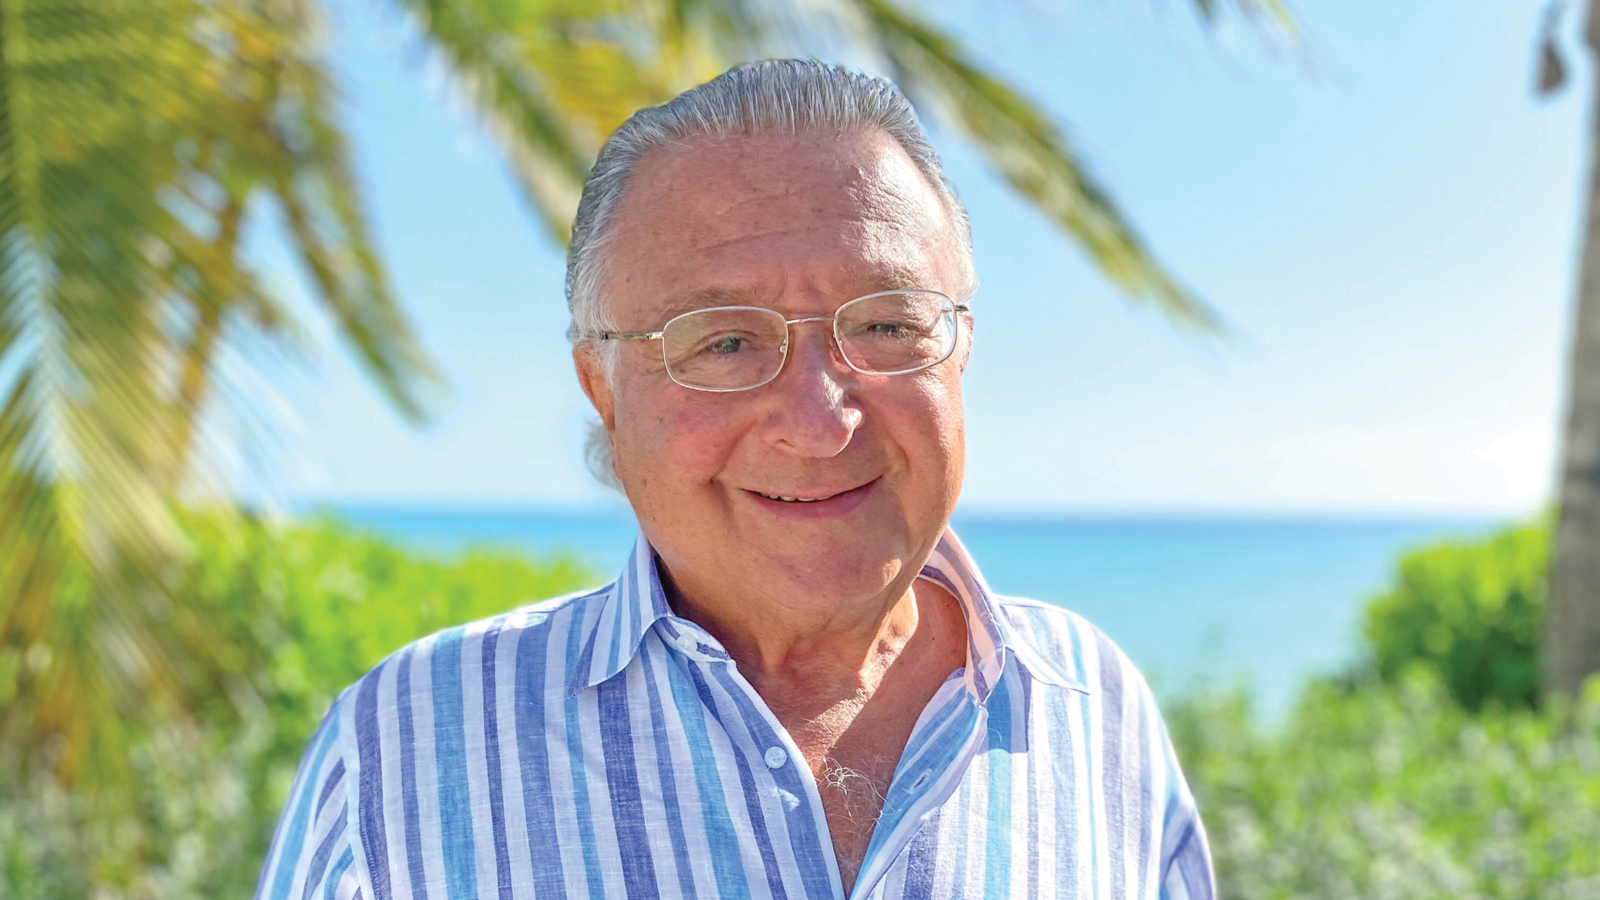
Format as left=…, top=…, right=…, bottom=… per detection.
left=1541, top=0, right=1600, bottom=699
left=0, top=0, right=1294, bottom=786
left=0, top=0, right=443, bottom=787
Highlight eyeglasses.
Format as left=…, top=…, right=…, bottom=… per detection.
left=596, top=289, right=969, bottom=392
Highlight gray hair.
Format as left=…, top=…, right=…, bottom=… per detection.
left=566, top=59, right=975, bottom=487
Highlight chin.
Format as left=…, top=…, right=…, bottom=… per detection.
left=759, top=542, right=910, bottom=604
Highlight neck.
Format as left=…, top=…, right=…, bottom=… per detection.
left=661, top=566, right=925, bottom=700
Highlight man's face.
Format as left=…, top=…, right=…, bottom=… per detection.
left=574, top=128, right=971, bottom=614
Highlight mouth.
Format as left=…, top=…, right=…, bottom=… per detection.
left=753, top=491, right=835, bottom=503
left=743, top=478, right=880, bottom=516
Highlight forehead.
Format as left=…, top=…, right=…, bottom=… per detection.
left=601, top=129, right=962, bottom=321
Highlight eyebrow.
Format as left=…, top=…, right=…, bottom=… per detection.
left=652, top=268, right=937, bottom=322
left=654, top=287, right=764, bottom=322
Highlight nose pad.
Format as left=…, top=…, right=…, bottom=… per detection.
left=781, top=319, right=848, bottom=370
left=782, top=333, right=844, bottom=381
left=763, top=321, right=861, bottom=456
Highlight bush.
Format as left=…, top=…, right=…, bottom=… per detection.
left=0, top=510, right=596, bottom=900
left=4, top=510, right=1585, bottom=898
left=1362, top=517, right=1549, bottom=710
left=1168, top=513, right=1597, bottom=899
left=1168, top=674, right=1600, bottom=900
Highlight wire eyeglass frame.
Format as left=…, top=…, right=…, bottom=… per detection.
left=595, top=288, right=970, bottom=393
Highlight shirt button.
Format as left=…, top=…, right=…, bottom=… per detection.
left=764, top=746, right=788, bottom=769
left=674, top=634, right=699, bottom=655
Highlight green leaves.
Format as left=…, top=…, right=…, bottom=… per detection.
left=0, top=511, right=594, bottom=898
left=384, top=0, right=668, bottom=242
left=383, top=0, right=1294, bottom=324
left=1167, top=515, right=1592, bottom=898
left=3, top=0, right=216, bottom=785
left=0, top=0, right=440, bottom=786
left=1192, top=0, right=1297, bottom=37
left=1364, top=516, right=1551, bottom=710
left=853, top=0, right=1222, bottom=328
left=1169, top=676, right=1600, bottom=899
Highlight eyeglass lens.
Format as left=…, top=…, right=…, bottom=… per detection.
left=659, top=290, right=958, bottom=391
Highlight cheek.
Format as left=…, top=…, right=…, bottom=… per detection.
left=938, top=385, right=965, bottom=466
left=895, top=374, right=965, bottom=509
left=665, top=405, right=743, bottom=478
left=615, top=390, right=743, bottom=487
left=906, top=373, right=965, bottom=459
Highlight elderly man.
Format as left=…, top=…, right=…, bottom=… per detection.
left=257, top=59, right=1213, bottom=900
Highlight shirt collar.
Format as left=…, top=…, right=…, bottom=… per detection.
left=920, top=528, right=1090, bottom=696
left=567, top=531, right=675, bottom=698
left=569, top=526, right=1088, bottom=698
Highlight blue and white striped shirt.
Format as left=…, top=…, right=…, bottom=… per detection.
left=255, top=529, right=1214, bottom=900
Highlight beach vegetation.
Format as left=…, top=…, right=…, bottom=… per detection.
left=0, top=510, right=594, bottom=899
left=1169, top=674, right=1600, bottom=900
left=1362, top=516, right=1550, bottom=711
left=1165, top=514, right=1599, bottom=899
left=6, top=512, right=1596, bottom=898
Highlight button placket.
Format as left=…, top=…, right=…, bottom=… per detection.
left=701, top=655, right=846, bottom=899
left=850, top=699, right=988, bottom=900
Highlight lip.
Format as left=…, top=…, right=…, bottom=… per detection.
left=742, top=477, right=881, bottom=519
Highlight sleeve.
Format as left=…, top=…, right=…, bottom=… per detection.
left=254, top=691, right=364, bottom=900
left=1155, top=712, right=1215, bottom=900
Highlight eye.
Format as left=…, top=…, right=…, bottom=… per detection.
left=702, top=334, right=748, bottom=355
left=863, top=320, right=916, bottom=339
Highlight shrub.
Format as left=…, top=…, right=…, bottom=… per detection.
left=1362, top=517, right=1549, bottom=710
left=0, top=510, right=596, bottom=900
left=1168, top=674, right=1600, bottom=900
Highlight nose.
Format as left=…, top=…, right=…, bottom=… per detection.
left=760, top=321, right=863, bottom=457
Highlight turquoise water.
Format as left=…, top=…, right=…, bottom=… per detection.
left=330, top=504, right=1500, bottom=717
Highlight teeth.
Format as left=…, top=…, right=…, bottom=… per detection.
left=760, top=492, right=821, bottom=502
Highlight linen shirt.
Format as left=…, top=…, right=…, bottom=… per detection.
left=255, top=529, right=1215, bottom=900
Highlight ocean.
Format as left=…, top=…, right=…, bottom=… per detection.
left=331, top=504, right=1502, bottom=718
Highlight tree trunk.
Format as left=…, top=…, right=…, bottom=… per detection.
left=1546, top=0, right=1600, bottom=700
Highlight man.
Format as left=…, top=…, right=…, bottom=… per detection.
left=257, top=59, right=1214, bottom=900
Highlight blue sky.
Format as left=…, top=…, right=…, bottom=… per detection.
left=249, top=0, right=1585, bottom=515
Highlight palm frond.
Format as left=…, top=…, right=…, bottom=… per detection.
left=0, top=0, right=440, bottom=790
left=1, top=0, right=204, bottom=784
left=382, top=0, right=642, bottom=241
left=1191, top=0, right=1297, bottom=39
left=392, top=0, right=1293, bottom=329
left=848, top=0, right=1225, bottom=329
left=254, top=1, right=443, bottom=422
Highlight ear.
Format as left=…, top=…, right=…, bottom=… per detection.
left=573, top=344, right=618, bottom=432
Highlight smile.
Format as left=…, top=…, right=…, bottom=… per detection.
left=743, top=479, right=879, bottom=514
left=752, top=483, right=862, bottom=503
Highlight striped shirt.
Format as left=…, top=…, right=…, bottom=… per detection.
left=255, top=528, right=1214, bottom=900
